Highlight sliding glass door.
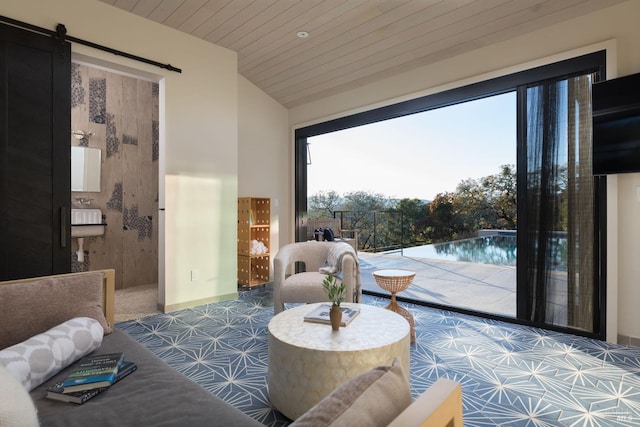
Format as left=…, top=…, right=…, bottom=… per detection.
left=518, top=73, right=603, bottom=334
left=295, top=51, right=607, bottom=338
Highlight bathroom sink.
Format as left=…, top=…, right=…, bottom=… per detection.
left=71, top=224, right=105, bottom=238
left=70, top=209, right=105, bottom=262
left=71, top=208, right=105, bottom=236
left=71, top=208, right=103, bottom=225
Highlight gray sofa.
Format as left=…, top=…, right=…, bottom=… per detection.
left=0, top=270, right=261, bottom=427
left=0, top=269, right=463, bottom=427
left=31, top=329, right=262, bottom=427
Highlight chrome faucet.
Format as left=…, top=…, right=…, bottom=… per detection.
left=74, top=197, right=93, bottom=206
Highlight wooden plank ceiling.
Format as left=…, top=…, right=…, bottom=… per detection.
left=99, top=0, right=623, bottom=108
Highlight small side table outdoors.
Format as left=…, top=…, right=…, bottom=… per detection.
left=372, top=269, right=416, bottom=343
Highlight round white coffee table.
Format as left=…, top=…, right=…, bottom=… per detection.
left=268, top=303, right=410, bottom=420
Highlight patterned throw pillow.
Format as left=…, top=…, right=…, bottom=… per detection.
left=0, top=317, right=103, bottom=391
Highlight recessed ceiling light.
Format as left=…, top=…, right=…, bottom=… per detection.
left=296, top=31, right=309, bottom=38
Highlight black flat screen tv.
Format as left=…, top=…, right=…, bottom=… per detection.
left=592, top=72, right=640, bottom=175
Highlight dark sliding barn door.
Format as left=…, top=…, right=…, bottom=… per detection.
left=0, top=22, right=71, bottom=280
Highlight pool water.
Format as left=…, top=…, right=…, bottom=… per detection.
left=398, top=235, right=569, bottom=270
left=399, top=235, right=517, bottom=266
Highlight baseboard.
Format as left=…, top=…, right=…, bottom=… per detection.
left=159, top=292, right=240, bottom=313
left=617, top=333, right=640, bottom=348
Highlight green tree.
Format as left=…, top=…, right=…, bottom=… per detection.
left=340, top=190, right=388, bottom=229
left=395, top=198, right=429, bottom=244
left=453, top=178, right=492, bottom=236
left=425, top=192, right=460, bottom=242
left=306, top=164, right=517, bottom=250
left=341, top=191, right=389, bottom=250
left=425, top=164, right=517, bottom=243
left=308, top=190, right=341, bottom=218
left=482, top=164, right=516, bottom=229
left=342, top=190, right=388, bottom=212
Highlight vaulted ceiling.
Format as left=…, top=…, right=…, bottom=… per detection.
left=99, top=0, right=623, bottom=108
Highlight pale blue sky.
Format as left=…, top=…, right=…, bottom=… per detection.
left=308, top=92, right=517, bottom=201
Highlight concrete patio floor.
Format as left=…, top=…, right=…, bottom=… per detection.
left=358, top=251, right=517, bottom=317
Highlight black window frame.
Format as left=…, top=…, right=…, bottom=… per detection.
left=294, top=50, right=607, bottom=339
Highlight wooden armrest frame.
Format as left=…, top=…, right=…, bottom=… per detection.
left=387, top=378, right=463, bottom=427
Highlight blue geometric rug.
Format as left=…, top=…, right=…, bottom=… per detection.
left=117, top=286, right=640, bottom=426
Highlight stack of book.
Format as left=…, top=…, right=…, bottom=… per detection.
left=46, top=352, right=137, bottom=404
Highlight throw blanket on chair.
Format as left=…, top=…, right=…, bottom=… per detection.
left=319, top=242, right=362, bottom=303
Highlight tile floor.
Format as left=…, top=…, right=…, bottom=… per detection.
left=117, top=285, right=640, bottom=426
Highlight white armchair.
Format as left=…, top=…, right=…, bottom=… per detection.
left=273, top=241, right=361, bottom=315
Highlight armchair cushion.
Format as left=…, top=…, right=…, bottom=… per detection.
left=273, top=241, right=361, bottom=314
left=282, top=272, right=342, bottom=303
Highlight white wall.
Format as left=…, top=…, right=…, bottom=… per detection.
left=238, top=76, right=290, bottom=267
left=617, top=175, right=640, bottom=342
left=3, top=0, right=240, bottom=310
left=288, top=0, right=640, bottom=342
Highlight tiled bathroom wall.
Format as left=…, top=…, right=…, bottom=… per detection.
left=71, top=63, right=158, bottom=290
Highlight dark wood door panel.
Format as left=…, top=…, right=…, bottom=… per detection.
left=0, top=22, right=71, bottom=280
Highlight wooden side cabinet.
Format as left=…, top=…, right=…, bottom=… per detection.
left=237, top=197, right=270, bottom=288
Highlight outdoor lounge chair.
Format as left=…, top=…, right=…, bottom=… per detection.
left=306, top=218, right=359, bottom=252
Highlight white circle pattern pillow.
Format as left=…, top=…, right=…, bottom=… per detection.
left=0, top=316, right=103, bottom=391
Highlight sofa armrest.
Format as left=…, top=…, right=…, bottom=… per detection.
left=387, top=378, right=463, bottom=427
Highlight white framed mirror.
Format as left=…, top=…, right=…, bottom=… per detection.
left=71, top=146, right=101, bottom=192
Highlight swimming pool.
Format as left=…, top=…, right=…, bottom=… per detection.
left=398, top=235, right=517, bottom=266
left=397, top=234, right=568, bottom=269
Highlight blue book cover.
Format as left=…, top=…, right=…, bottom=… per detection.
left=61, top=352, right=125, bottom=393
left=47, top=360, right=137, bottom=404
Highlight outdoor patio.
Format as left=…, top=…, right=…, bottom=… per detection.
left=358, top=251, right=517, bottom=317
